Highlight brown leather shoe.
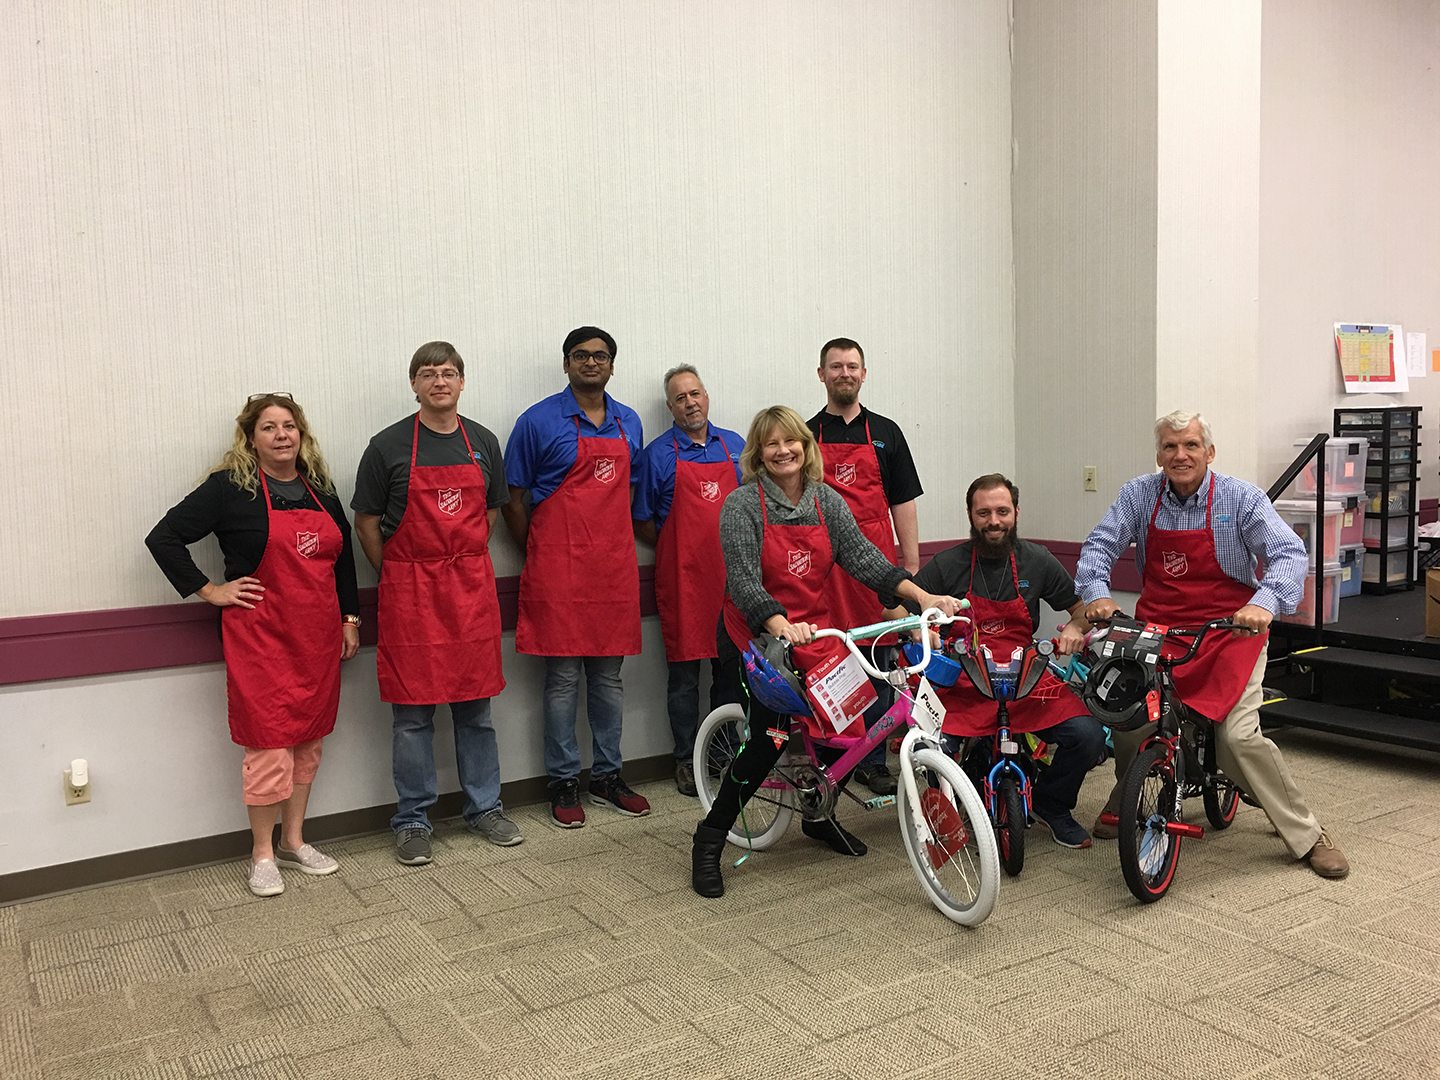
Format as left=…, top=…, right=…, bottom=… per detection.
left=1305, top=829, right=1350, bottom=879
left=1091, top=810, right=1119, bottom=840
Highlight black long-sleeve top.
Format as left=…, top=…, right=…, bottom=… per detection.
left=145, top=470, right=360, bottom=616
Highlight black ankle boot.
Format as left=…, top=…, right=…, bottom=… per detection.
left=692, top=823, right=728, bottom=898
left=802, top=817, right=867, bottom=856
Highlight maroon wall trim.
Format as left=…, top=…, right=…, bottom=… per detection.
left=0, top=540, right=1137, bottom=687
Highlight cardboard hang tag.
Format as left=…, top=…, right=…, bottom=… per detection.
left=912, top=676, right=946, bottom=735
left=804, top=650, right=878, bottom=734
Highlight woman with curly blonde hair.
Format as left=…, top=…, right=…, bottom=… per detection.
left=146, top=394, right=360, bottom=897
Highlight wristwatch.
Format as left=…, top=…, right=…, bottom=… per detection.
left=342, top=615, right=361, bottom=627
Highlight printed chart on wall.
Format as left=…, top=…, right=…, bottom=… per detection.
left=1335, top=323, right=1408, bottom=393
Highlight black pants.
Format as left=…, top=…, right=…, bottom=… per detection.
left=943, top=713, right=1105, bottom=818
left=702, top=626, right=854, bottom=832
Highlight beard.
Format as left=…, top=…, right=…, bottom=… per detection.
left=970, top=522, right=1017, bottom=559
left=827, top=383, right=859, bottom=407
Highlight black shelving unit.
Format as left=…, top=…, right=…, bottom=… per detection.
left=1335, top=406, right=1421, bottom=593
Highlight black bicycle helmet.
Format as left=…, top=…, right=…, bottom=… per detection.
left=1082, top=654, right=1156, bottom=731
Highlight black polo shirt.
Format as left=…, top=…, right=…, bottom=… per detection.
left=807, top=406, right=924, bottom=505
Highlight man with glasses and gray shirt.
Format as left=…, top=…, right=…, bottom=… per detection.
left=353, top=341, right=518, bottom=865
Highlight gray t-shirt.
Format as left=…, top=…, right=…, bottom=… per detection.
left=352, top=414, right=509, bottom=538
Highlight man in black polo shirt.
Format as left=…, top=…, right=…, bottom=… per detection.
left=808, top=337, right=923, bottom=795
left=913, top=473, right=1105, bottom=847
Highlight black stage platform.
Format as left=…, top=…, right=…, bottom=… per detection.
left=1270, top=587, right=1440, bottom=660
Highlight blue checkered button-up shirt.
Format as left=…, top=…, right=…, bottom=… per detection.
left=1075, top=470, right=1308, bottom=615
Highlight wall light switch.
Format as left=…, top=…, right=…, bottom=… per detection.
left=1083, top=466, right=1098, bottom=492
left=64, top=769, right=91, bottom=805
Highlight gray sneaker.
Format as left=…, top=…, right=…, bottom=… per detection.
left=395, top=826, right=433, bottom=865
left=469, top=806, right=524, bottom=847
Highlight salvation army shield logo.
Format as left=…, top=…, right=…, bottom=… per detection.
left=438, top=488, right=462, bottom=516
left=296, top=532, right=320, bottom=559
left=1163, top=551, right=1187, bottom=577
left=980, top=618, right=1006, bottom=635
left=788, top=549, right=812, bottom=578
left=700, top=480, right=721, bottom=502
left=835, top=461, right=857, bottom=486
left=594, top=458, right=617, bottom=484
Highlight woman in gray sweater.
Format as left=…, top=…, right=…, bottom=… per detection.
left=694, top=405, right=960, bottom=898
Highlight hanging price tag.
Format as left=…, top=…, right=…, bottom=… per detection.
left=912, top=676, right=946, bottom=735
left=804, top=650, right=878, bottom=734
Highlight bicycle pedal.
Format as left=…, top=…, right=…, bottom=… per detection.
left=862, top=795, right=897, bottom=810
left=1100, top=812, right=1120, bottom=826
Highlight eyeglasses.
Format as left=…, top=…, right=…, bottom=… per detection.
left=247, top=391, right=293, bottom=402
left=414, top=369, right=462, bottom=384
left=568, top=350, right=612, bottom=365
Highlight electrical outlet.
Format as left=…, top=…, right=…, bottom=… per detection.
left=1083, top=465, right=1098, bottom=492
left=63, top=769, right=90, bottom=805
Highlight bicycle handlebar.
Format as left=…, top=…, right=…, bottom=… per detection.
left=812, top=605, right=965, bottom=682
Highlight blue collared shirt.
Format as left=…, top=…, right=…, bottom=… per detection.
left=632, top=422, right=744, bottom=527
left=504, top=387, right=643, bottom=506
left=1075, top=469, right=1308, bottom=615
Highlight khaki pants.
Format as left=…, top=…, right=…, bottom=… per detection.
left=1105, top=647, right=1322, bottom=858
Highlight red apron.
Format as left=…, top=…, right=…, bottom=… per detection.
left=1135, top=477, right=1266, bottom=722
left=722, top=483, right=849, bottom=738
left=654, top=434, right=739, bottom=661
left=222, top=472, right=343, bottom=748
left=377, top=415, right=505, bottom=704
left=938, top=549, right=1086, bottom=736
left=818, top=418, right=897, bottom=633
left=516, top=416, right=641, bottom=657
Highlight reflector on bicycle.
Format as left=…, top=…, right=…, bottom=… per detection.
left=920, top=787, right=968, bottom=867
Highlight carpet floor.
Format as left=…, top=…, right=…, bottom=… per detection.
left=2, top=728, right=1438, bottom=1080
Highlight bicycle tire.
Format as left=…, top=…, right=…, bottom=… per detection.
left=996, top=773, right=1026, bottom=878
left=1203, top=779, right=1240, bottom=829
left=693, top=704, right=794, bottom=851
left=896, top=746, right=1001, bottom=926
left=1117, top=744, right=1182, bottom=903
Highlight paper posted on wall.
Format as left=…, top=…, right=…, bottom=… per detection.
left=804, top=650, right=878, bottom=735
left=1335, top=323, right=1408, bottom=393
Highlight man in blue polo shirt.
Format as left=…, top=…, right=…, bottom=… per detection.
left=633, top=364, right=745, bottom=795
left=504, top=327, right=648, bottom=829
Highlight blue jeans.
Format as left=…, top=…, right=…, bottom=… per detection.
left=666, top=657, right=745, bottom=761
left=543, top=656, right=625, bottom=784
left=390, top=699, right=501, bottom=833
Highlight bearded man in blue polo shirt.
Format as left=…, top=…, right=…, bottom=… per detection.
left=633, top=364, right=745, bottom=795
left=504, top=327, right=648, bottom=828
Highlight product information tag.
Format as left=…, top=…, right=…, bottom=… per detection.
left=805, top=650, right=878, bottom=734
left=912, top=676, right=946, bottom=736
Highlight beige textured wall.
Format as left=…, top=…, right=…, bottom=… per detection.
left=1155, top=0, right=1263, bottom=484
left=0, top=0, right=1015, bottom=619
left=1258, top=0, right=1440, bottom=500
left=1011, top=0, right=1158, bottom=542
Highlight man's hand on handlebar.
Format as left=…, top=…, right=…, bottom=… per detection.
left=1230, top=604, right=1272, bottom=638
left=1056, top=620, right=1088, bottom=656
left=764, top=615, right=819, bottom=646
left=1084, top=597, right=1120, bottom=624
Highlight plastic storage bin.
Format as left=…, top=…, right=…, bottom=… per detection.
left=1361, top=548, right=1412, bottom=585
left=1366, top=462, right=1414, bottom=483
left=1293, top=437, right=1367, bottom=497
left=1337, top=545, right=1364, bottom=598
left=1363, top=514, right=1413, bottom=549
left=1365, top=485, right=1410, bottom=515
left=1339, top=497, right=1362, bottom=546
left=1367, top=445, right=1413, bottom=463
left=1277, top=563, right=1343, bottom=625
left=1273, top=498, right=1343, bottom=567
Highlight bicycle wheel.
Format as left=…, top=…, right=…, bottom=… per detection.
left=1203, top=778, right=1240, bottom=829
left=995, top=773, right=1026, bottom=878
left=1117, top=744, right=1182, bottom=903
left=896, top=746, right=1001, bottom=927
left=693, top=704, right=794, bottom=851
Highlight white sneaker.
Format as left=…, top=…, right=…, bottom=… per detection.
left=275, top=843, right=339, bottom=875
left=247, top=858, right=284, bottom=897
